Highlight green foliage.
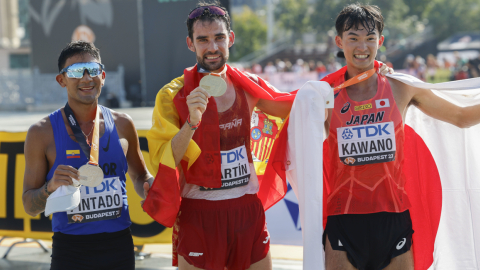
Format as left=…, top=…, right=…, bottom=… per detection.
left=423, top=0, right=480, bottom=39
left=275, top=0, right=312, bottom=34
left=310, top=0, right=423, bottom=40
left=231, top=6, right=267, bottom=61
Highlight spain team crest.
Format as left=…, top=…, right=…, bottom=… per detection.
left=250, top=110, right=280, bottom=162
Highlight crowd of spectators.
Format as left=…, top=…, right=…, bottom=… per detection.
left=237, top=57, right=343, bottom=80
left=233, top=51, right=480, bottom=84
left=402, top=52, right=480, bottom=82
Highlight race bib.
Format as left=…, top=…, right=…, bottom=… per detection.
left=68, top=177, right=123, bottom=223
left=200, top=145, right=251, bottom=191
left=337, top=121, right=396, bottom=166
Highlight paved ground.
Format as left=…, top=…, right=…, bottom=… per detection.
left=0, top=238, right=303, bottom=270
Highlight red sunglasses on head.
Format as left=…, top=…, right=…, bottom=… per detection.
left=188, top=5, right=226, bottom=19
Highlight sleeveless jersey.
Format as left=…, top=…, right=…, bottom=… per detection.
left=47, top=106, right=131, bottom=234
left=325, top=75, right=411, bottom=216
left=181, top=82, right=259, bottom=200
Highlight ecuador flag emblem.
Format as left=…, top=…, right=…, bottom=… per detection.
left=66, top=150, right=80, bottom=159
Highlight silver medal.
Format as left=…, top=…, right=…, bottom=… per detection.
left=78, top=164, right=104, bottom=187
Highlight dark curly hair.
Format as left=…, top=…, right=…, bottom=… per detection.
left=57, top=41, right=101, bottom=72
left=335, top=3, right=384, bottom=37
left=186, top=1, right=231, bottom=40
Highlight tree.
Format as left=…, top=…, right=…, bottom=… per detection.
left=231, top=6, right=267, bottom=61
left=423, top=0, right=480, bottom=39
left=275, top=0, right=313, bottom=35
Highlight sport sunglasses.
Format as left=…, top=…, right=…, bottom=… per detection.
left=59, top=62, right=105, bottom=79
left=188, top=5, right=226, bottom=19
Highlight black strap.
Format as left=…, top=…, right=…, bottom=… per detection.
left=64, top=102, right=90, bottom=158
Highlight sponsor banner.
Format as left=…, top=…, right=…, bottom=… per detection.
left=0, top=130, right=171, bottom=244
left=337, top=121, right=396, bottom=166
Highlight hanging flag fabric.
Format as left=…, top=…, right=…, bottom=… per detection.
left=265, top=61, right=480, bottom=269
left=143, top=64, right=295, bottom=228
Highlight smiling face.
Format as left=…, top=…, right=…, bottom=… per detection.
left=55, top=53, right=105, bottom=105
left=335, top=26, right=384, bottom=72
left=186, top=18, right=234, bottom=73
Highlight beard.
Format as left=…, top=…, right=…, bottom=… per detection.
left=196, top=51, right=228, bottom=72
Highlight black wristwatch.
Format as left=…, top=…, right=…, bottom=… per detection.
left=44, top=183, right=52, bottom=195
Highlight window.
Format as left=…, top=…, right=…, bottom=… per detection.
left=9, top=54, right=30, bottom=69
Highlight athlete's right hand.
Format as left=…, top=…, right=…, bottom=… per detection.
left=47, top=165, right=80, bottom=193
left=186, top=87, right=211, bottom=126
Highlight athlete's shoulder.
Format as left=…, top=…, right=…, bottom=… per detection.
left=26, top=115, right=54, bottom=147
left=109, top=109, right=136, bottom=138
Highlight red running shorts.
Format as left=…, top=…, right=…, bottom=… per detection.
left=173, top=194, right=270, bottom=270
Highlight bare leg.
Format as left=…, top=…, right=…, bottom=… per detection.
left=178, top=255, right=204, bottom=270
left=246, top=250, right=272, bottom=270
left=325, top=235, right=357, bottom=270
left=383, top=250, right=414, bottom=270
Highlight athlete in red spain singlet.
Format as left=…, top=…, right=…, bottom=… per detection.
left=321, top=4, right=480, bottom=270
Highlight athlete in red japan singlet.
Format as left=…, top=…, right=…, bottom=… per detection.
left=326, top=75, right=410, bottom=216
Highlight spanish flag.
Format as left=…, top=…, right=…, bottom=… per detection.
left=143, top=64, right=295, bottom=228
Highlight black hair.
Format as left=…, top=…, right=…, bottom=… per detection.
left=335, top=3, right=384, bottom=37
left=57, top=41, right=101, bottom=72
left=186, top=1, right=231, bottom=40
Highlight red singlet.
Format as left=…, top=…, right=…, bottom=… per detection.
left=325, top=75, right=411, bottom=216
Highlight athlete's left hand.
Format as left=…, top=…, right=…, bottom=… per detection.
left=377, top=62, right=394, bottom=76
left=140, top=178, right=152, bottom=209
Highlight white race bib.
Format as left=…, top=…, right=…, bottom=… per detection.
left=68, top=177, right=123, bottom=223
left=337, top=121, right=396, bottom=166
left=200, top=145, right=251, bottom=191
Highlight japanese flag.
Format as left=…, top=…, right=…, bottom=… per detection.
left=279, top=73, right=480, bottom=270
left=376, top=98, right=390, bottom=108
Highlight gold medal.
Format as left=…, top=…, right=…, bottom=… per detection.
left=199, top=74, right=227, bottom=97
left=78, top=164, right=104, bottom=187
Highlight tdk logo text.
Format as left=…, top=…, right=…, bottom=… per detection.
left=85, top=179, right=118, bottom=194
left=342, top=123, right=390, bottom=139
left=221, top=147, right=246, bottom=164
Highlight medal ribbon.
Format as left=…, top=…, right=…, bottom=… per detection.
left=333, top=68, right=376, bottom=91
left=64, top=103, right=100, bottom=166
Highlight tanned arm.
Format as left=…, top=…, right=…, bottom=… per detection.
left=170, top=87, right=210, bottom=167
left=410, top=84, right=480, bottom=128
left=22, top=119, right=77, bottom=216
left=256, top=99, right=294, bottom=119
left=113, top=112, right=154, bottom=199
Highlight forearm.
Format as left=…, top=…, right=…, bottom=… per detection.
left=22, top=182, right=49, bottom=217
left=171, top=122, right=195, bottom=167
left=459, top=104, right=480, bottom=128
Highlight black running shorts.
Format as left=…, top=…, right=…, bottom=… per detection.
left=322, top=210, right=414, bottom=270
left=50, top=228, right=135, bottom=270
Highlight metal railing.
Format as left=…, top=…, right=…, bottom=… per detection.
left=0, top=66, right=126, bottom=111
